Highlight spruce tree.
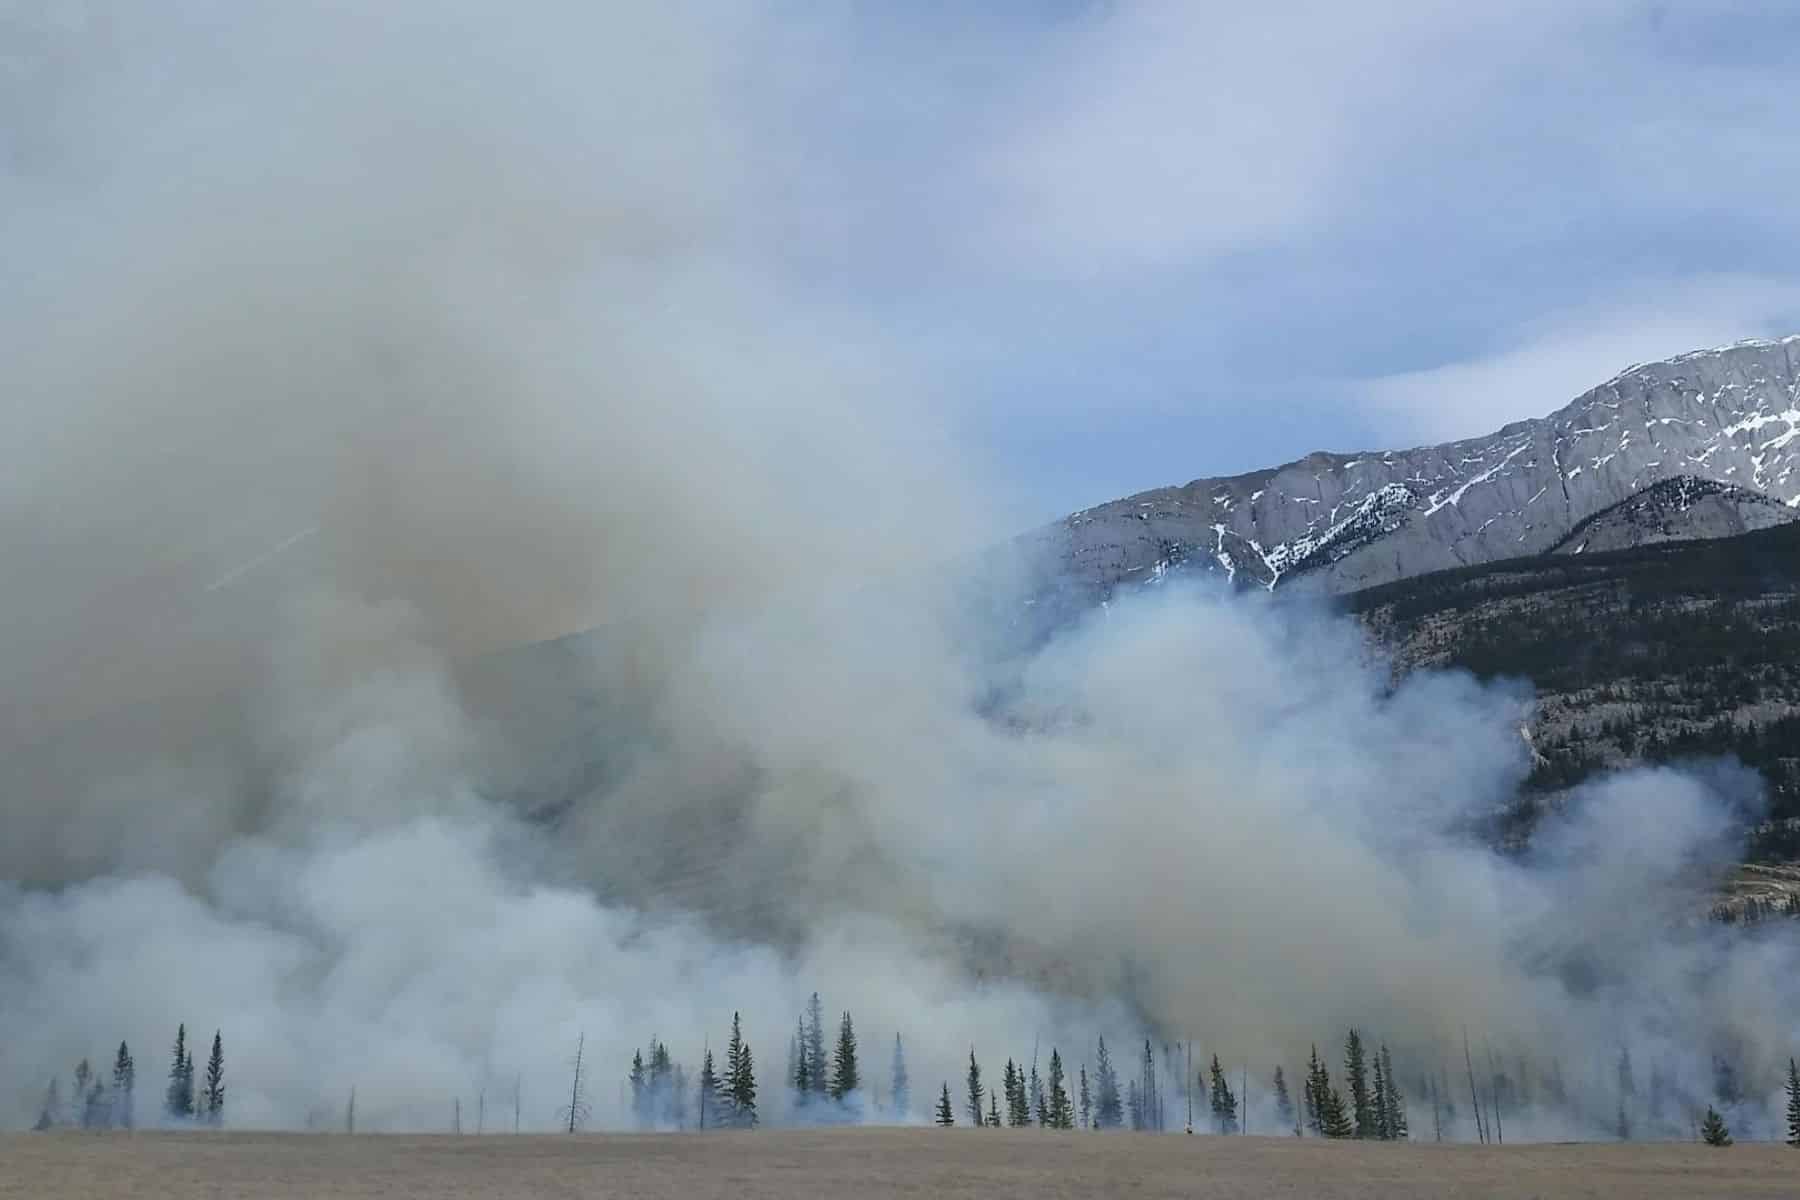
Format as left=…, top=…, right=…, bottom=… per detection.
left=203, top=1032, right=225, bottom=1125
left=987, top=1090, right=1001, bottom=1127
left=724, top=1012, right=757, bottom=1127
left=1029, top=1062, right=1044, bottom=1127
left=1273, top=1066, right=1294, bottom=1134
left=792, top=1018, right=811, bottom=1104
left=965, top=1050, right=985, bottom=1127
left=649, top=1041, right=674, bottom=1126
left=1079, top=1065, right=1091, bottom=1130
left=112, top=1042, right=136, bottom=1130
left=1304, top=1046, right=1326, bottom=1135
left=1126, top=1078, right=1141, bottom=1131
left=805, top=993, right=828, bottom=1098
left=83, top=1075, right=109, bottom=1131
left=1344, top=1030, right=1372, bottom=1138
left=890, top=1034, right=910, bottom=1119
left=1371, top=1049, right=1390, bottom=1140
left=163, top=1024, right=189, bottom=1120
left=830, top=1012, right=859, bottom=1101
left=1785, top=1058, right=1800, bottom=1148
left=1700, top=1105, right=1733, bottom=1147
left=73, top=1059, right=92, bottom=1127
left=1208, top=1055, right=1238, bottom=1134
left=697, top=1049, right=720, bottom=1130
left=1047, top=1050, right=1074, bottom=1129
left=1380, top=1045, right=1406, bottom=1140
left=1002, top=1060, right=1023, bottom=1126
left=1094, top=1037, right=1123, bottom=1129
left=935, top=1082, right=955, bottom=1126
left=1321, top=1085, right=1354, bottom=1139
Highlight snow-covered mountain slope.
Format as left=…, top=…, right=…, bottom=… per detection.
left=1031, top=335, right=1800, bottom=599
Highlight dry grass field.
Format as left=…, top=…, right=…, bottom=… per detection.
left=4, top=1129, right=1797, bottom=1199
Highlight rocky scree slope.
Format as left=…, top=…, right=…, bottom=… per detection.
left=1032, top=336, right=1800, bottom=602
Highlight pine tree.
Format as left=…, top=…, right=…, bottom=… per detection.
left=890, top=1034, right=910, bottom=1119
left=965, top=1049, right=985, bottom=1127
left=1094, top=1037, right=1123, bottom=1129
left=1079, top=1065, right=1091, bottom=1130
left=1785, top=1058, right=1800, bottom=1148
left=1380, top=1045, right=1406, bottom=1140
left=203, top=1032, right=225, bottom=1125
left=1344, top=1030, right=1372, bottom=1138
left=1208, top=1055, right=1238, bottom=1134
left=1126, top=1078, right=1141, bottom=1131
left=1047, top=1050, right=1074, bottom=1129
left=724, top=1012, right=757, bottom=1127
left=1273, top=1066, right=1294, bottom=1134
left=935, top=1082, right=955, bottom=1126
left=167, top=1029, right=191, bottom=1122
left=805, top=993, right=828, bottom=1098
left=1141, top=1040, right=1158, bottom=1132
left=1700, top=1105, right=1733, bottom=1147
left=112, top=1042, right=136, bottom=1130
left=1002, top=1060, right=1022, bottom=1126
left=1029, top=1062, right=1044, bottom=1127
left=987, top=1089, right=1001, bottom=1127
left=649, top=1041, right=674, bottom=1126
left=697, top=1049, right=720, bottom=1130
left=830, top=1012, right=859, bottom=1101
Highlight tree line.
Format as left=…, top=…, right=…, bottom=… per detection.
left=33, top=1023, right=224, bottom=1131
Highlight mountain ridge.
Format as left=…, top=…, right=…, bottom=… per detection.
left=1031, top=335, right=1800, bottom=600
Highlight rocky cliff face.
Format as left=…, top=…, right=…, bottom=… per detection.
left=1032, top=336, right=1800, bottom=600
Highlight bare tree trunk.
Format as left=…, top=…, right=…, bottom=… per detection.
left=1486, top=1043, right=1504, bottom=1146
left=1463, top=1029, right=1487, bottom=1145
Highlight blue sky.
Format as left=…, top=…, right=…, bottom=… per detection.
left=722, top=1, right=1800, bottom=519
left=6, top=1, right=1800, bottom=530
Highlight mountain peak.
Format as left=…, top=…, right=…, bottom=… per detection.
left=1034, top=336, right=1800, bottom=601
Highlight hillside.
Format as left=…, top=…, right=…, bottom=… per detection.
left=1346, top=519, right=1800, bottom=862
left=1030, top=337, right=1800, bottom=602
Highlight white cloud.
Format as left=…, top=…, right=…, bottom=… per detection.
left=1357, top=278, right=1800, bottom=445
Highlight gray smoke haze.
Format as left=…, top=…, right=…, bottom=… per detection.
left=3, top=1, right=1797, bottom=1138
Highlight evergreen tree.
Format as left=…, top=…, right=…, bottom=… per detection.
left=112, top=1042, right=136, bottom=1130
left=649, top=1041, right=674, bottom=1126
left=1207, top=1055, right=1238, bottom=1134
left=987, top=1089, right=1001, bottom=1127
left=1047, top=1050, right=1074, bottom=1129
left=1126, top=1078, right=1142, bottom=1131
left=935, top=1082, right=955, bottom=1126
left=164, top=1025, right=194, bottom=1120
left=1029, top=1062, right=1044, bottom=1127
left=1079, top=1065, right=1091, bottom=1130
left=1303, top=1046, right=1328, bottom=1136
left=1273, top=1066, right=1294, bottom=1134
left=697, top=1049, right=720, bottom=1130
left=1700, top=1105, right=1733, bottom=1147
left=1321, top=1085, right=1354, bottom=1139
left=890, top=1034, right=910, bottom=1119
left=792, top=1018, right=811, bottom=1103
left=1371, top=1048, right=1390, bottom=1140
left=1002, top=1060, right=1024, bottom=1126
left=724, top=1012, right=758, bottom=1127
left=830, top=1012, right=859, bottom=1101
left=965, top=1049, right=985, bottom=1127
left=629, top=1049, right=649, bottom=1128
left=73, top=1059, right=92, bottom=1127
left=203, top=1032, right=225, bottom=1125
left=1785, top=1058, right=1800, bottom=1148
left=1617, top=1046, right=1635, bottom=1141
left=83, top=1075, right=110, bottom=1131
left=805, top=993, right=828, bottom=1097
left=1380, top=1045, right=1406, bottom=1140
left=1093, top=1037, right=1123, bottom=1129
left=1344, top=1030, right=1372, bottom=1138
left=1141, top=1040, right=1158, bottom=1131
left=34, top=1078, right=62, bottom=1131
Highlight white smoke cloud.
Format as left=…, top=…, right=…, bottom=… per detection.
left=2, top=0, right=1797, bottom=1141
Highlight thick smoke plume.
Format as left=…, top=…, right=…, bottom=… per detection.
left=3, top=2, right=1796, bottom=1139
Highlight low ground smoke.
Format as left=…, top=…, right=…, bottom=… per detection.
left=3, top=1, right=1797, bottom=1139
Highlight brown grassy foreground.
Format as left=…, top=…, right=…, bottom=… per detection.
left=3, top=1128, right=1795, bottom=1199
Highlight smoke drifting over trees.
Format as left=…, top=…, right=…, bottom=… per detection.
left=2, top=0, right=1799, bottom=1142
